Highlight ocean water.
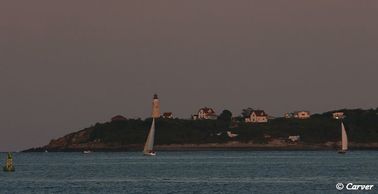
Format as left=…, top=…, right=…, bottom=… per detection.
left=0, top=151, right=377, bottom=194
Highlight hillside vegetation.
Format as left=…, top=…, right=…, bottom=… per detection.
left=27, top=108, right=378, bottom=151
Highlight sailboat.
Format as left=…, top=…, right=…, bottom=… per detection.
left=143, top=94, right=160, bottom=156
left=338, top=122, right=348, bottom=154
left=144, top=118, right=156, bottom=156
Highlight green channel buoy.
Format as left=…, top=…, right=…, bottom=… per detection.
left=3, top=152, right=15, bottom=172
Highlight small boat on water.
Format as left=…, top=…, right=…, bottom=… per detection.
left=143, top=94, right=159, bottom=156
left=338, top=122, right=348, bottom=154
left=83, top=150, right=92, bottom=154
left=3, top=152, right=15, bottom=172
left=143, top=118, right=156, bottom=156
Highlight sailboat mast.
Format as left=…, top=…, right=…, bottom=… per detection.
left=341, top=122, right=348, bottom=151
left=143, top=118, right=155, bottom=153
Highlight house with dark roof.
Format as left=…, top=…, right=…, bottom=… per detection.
left=285, top=111, right=311, bottom=119
left=162, top=112, right=173, bottom=119
left=245, top=110, right=268, bottom=123
left=192, top=107, right=217, bottom=120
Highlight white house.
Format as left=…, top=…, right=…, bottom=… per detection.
left=193, top=107, right=217, bottom=120
left=293, top=111, right=311, bottom=119
left=284, top=112, right=294, bottom=118
left=245, top=110, right=268, bottom=123
left=288, top=135, right=300, bottom=142
left=333, top=112, right=345, bottom=119
left=227, top=131, right=238, bottom=138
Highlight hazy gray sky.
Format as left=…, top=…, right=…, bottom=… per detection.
left=1, top=1, right=377, bottom=151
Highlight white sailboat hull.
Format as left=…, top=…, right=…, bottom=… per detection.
left=143, top=152, right=156, bottom=156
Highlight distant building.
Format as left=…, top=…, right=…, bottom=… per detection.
left=162, top=112, right=173, bottom=119
left=245, top=110, right=268, bottom=123
left=285, top=111, right=310, bottom=119
left=192, top=107, right=217, bottom=120
left=333, top=112, right=345, bottom=120
left=264, top=134, right=272, bottom=140
left=293, top=111, right=311, bottom=119
left=227, top=131, right=238, bottom=138
left=284, top=112, right=294, bottom=118
left=288, top=135, right=300, bottom=143
left=111, top=115, right=127, bottom=122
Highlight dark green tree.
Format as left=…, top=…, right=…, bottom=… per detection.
left=218, top=110, right=233, bottom=130
left=219, top=110, right=232, bottom=123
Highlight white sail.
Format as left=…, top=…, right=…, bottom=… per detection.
left=341, top=122, right=348, bottom=151
left=143, top=118, right=155, bottom=154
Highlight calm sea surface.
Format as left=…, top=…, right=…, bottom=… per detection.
left=0, top=151, right=377, bottom=194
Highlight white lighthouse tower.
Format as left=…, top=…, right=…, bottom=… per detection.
left=152, top=94, right=160, bottom=118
